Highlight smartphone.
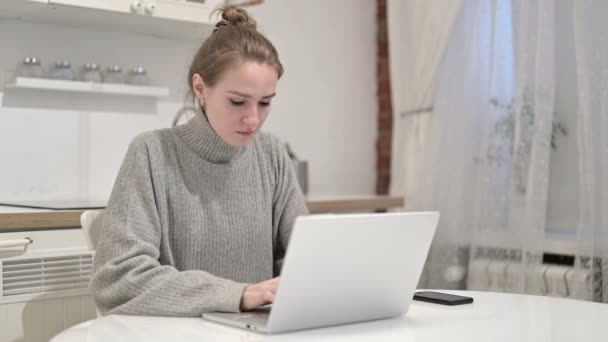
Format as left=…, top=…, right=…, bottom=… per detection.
left=413, top=291, right=474, bottom=306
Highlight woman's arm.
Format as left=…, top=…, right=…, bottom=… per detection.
left=271, top=140, right=309, bottom=275
left=90, top=134, right=247, bottom=316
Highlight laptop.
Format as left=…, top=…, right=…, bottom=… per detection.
left=202, top=211, right=439, bottom=334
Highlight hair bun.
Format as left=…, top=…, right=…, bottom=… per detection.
left=214, top=6, right=257, bottom=30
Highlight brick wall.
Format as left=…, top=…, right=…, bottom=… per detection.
left=376, top=0, right=393, bottom=195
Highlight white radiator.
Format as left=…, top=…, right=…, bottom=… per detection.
left=467, top=258, right=595, bottom=301
left=0, top=241, right=96, bottom=342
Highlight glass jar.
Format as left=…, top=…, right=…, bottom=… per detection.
left=104, top=65, right=124, bottom=84
left=50, top=60, right=75, bottom=81
left=82, top=63, right=103, bottom=82
left=17, top=57, right=44, bottom=78
left=126, top=66, right=150, bottom=85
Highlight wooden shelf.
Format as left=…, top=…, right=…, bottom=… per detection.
left=0, top=196, right=405, bottom=232
left=306, top=195, right=404, bottom=214
left=0, top=211, right=82, bottom=231
left=6, top=77, right=169, bottom=98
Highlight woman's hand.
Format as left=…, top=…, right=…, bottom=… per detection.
left=240, top=277, right=280, bottom=311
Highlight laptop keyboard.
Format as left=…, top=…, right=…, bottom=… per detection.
left=238, top=310, right=270, bottom=327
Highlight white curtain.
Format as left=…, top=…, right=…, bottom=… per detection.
left=387, top=0, right=463, bottom=209
left=391, top=0, right=607, bottom=302
left=573, top=1, right=608, bottom=303
left=404, top=0, right=557, bottom=292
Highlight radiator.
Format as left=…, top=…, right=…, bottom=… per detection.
left=0, top=245, right=96, bottom=342
left=467, top=258, right=595, bottom=301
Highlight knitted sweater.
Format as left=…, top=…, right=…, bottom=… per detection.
left=90, top=114, right=308, bottom=316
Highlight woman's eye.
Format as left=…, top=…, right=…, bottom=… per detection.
left=230, top=100, right=245, bottom=106
left=259, top=102, right=271, bottom=107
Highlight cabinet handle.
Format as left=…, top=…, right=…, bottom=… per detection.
left=145, top=2, right=156, bottom=14
left=0, top=237, right=33, bottom=249
left=131, top=1, right=142, bottom=13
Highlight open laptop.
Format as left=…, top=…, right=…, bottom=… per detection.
left=202, top=211, right=439, bottom=334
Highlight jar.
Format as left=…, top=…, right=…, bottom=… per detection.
left=50, top=60, right=75, bottom=81
left=82, top=63, right=103, bottom=82
left=104, top=65, right=124, bottom=84
left=126, top=66, right=150, bottom=85
left=17, top=57, right=44, bottom=78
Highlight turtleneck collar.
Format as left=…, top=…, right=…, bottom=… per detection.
left=174, top=113, right=247, bottom=164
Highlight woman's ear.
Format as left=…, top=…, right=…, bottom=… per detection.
left=192, top=73, right=206, bottom=100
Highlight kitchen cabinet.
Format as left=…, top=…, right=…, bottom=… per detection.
left=47, top=0, right=134, bottom=14
left=49, top=0, right=225, bottom=23
left=0, top=0, right=224, bottom=40
left=148, top=0, right=222, bottom=23
left=47, top=0, right=225, bottom=22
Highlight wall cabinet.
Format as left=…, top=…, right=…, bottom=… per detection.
left=47, top=0, right=224, bottom=23
left=0, top=0, right=224, bottom=40
left=48, top=0, right=134, bottom=14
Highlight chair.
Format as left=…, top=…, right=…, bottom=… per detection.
left=80, top=210, right=105, bottom=317
left=80, top=210, right=104, bottom=251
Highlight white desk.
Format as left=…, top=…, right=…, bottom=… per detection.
left=51, top=291, right=608, bottom=342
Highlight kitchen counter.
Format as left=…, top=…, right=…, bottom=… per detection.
left=0, top=195, right=404, bottom=232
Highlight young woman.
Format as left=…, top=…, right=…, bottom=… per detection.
left=90, top=6, right=308, bottom=316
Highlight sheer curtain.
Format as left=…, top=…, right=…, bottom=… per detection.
left=387, top=0, right=463, bottom=210
left=409, top=0, right=557, bottom=292
left=389, top=0, right=608, bottom=302
left=573, top=1, right=608, bottom=303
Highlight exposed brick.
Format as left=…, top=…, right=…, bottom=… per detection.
left=378, top=94, right=392, bottom=106
left=377, top=3, right=386, bottom=20
left=377, top=79, right=391, bottom=95
left=375, top=0, right=392, bottom=195
left=376, top=173, right=391, bottom=195
left=376, top=154, right=391, bottom=170
left=377, top=134, right=392, bottom=151
left=376, top=167, right=387, bottom=176
left=377, top=42, right=388, bottom=58
left=377, top=23, right=387, bottom=41
left=378, top=149, right=392, bottom=158
left=378, top=116, right=392, bottom=131
left=379, top=97, right=392, bottom=114
left=377, top=59, right=389, bottom=78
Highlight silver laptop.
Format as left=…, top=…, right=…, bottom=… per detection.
left=202, top=211, right=439, bottom=334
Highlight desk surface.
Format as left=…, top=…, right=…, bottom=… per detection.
left=51, top=290, right=608, bottom=342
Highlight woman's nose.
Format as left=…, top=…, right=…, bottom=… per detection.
left=242, top=107, right=260, bottom=126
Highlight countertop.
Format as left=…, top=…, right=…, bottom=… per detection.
left=0, top=195, right=404, bottom=232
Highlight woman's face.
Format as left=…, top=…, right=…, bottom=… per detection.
left=193, top=60, right=278, bottom=147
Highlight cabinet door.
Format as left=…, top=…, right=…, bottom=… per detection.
left=48, top=0, right=137, bottom=14
left=144, top=0, right=224, bottom=23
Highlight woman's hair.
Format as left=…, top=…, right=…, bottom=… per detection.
left=188, top=6, right=283, bottom=96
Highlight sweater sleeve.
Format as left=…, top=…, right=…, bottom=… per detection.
left=90, top=134, right=247, bottom=316
left=271, top=141, right=309, bottom=275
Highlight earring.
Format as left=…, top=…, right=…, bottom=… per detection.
left=198, top=97, right=205, bottom=108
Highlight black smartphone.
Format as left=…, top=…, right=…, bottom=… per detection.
left=413, top=291, right=474, bottom=306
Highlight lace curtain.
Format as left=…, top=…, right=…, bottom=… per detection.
left=572, top=0, right=608, bottom=303
left=389, top=0, right=607, bottom=301
left=412, top=0, right=557, bottom=293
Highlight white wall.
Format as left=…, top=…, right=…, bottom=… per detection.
left=249, top=0, right=377, bottom=195
left=0, top=0, right=376, bottom=202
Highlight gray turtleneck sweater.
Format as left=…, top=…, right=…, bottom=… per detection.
left=90, top=114, right=308, bottom=316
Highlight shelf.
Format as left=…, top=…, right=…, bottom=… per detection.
left=6, top=77, right=169, bottom=98
left=0, top=196, right=406, bottom=231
